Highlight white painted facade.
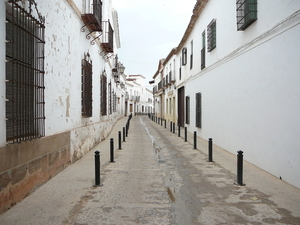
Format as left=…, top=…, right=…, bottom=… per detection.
left=153, top=0, right=300, bottom=189
left=125, top=75, right=153, bottom=115
left=1, top=0, right=125, bottom=160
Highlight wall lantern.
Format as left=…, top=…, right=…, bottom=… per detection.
left=119, top=63, right=125, bottom=74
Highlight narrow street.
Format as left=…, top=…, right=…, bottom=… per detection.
left=1, top=116, right=300, bottom=224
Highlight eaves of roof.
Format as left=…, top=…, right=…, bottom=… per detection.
left=175, top=0, right=209, bottom=54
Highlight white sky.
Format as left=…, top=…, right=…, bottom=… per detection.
left=112, top=0, right=197, bottom=82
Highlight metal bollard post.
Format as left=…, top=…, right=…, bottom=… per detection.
left=236, top=150, right=245, bottom=185
left=178, top=124, right=180, bottom=137
left=208, top=138, right=213, bottom=162
left=161, top=118, right=163, bottom=126
left=165, top=119, right=166, bottom=128
left=173, top=122, right=175, bottom=134
left=123, top=127, right=126, bottom=142
left=170, top=122, right=172, bottom=132
left=185, top=127, right=187, bottom=142
left=110, top=138, right=115, bottom=163
left=126, top=123, right=128, bottom=137
left=118, top=131, right=122, bottom=150
left=94, top=151, right=103, bottom=186
left=193, top=131, right=197, bottom=149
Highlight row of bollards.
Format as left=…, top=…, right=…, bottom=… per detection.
left=149, top=115, right=245, bottom=186
left=94, top=113, right=133, bottom=187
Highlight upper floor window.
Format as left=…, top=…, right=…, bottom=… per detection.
left=182, top=47, right=187, bottom=66
left=82, top=53, right=93, bottom=117
left=6, top=1, right=45, bottom=143
left=201, top=31, right=206, bottom=69
left=236, top=0, right=257, bottom=31
left=190, top=40, right=193, bottom=70
left=207, top=19, right=216, bottom=52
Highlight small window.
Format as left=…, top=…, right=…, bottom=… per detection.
left=186, top=96, right=190, bottom=124
left=82, top=53, right=93, bottom=117
left=201, top=31, right=206, bottom=69
left=190, top=40, right=193, bottom=70
left=237, top=0, right=257, bottom=31
left=182, top=47, right=187, bottom=66
left=196, top=92, right=202, bottom=128
left=207, top=19, right=216, bottom=52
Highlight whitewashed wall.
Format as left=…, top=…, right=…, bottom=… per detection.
left=0, top=0, right=123, bottom=158
left=183, top=0, right=300, bottom=188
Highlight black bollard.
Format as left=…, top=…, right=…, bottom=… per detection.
left=123, top=127, right=126, bottom=142
left=94, top=151, right=103, bottom=186
left=164, top=119, right=166, bottom=128
left=161, top=118, right=163, bottom=126
left=178, top=124, right=180, bottom=137
left=193, top=131, right=197, bottom=149
left=110, top=138, right=115, bottom=163
left=118, top=131, right=122, bottom=150
left=173, top=122, right=175, bottom=134
left=236, top=150, right=245, bottom=185
left=208, top=138, right=213, bottom=162
left=126, top=123, right=128, bottom=137
left=170, top=122, right=172, bottom=132
left=185, top=127, right=187, bottom=142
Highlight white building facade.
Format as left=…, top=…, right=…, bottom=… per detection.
left=125, top=75, right=153, bottom=116
left=0, top=0, right=126, bottom=212
left=153, top=0, right=300, bottom=189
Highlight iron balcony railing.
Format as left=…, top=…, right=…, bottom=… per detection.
left=81, top=0, right=102, bottom=32
left=101, top=21, right=114, bottom=53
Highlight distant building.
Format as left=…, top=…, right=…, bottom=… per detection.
left=125, top=75, right=153, bottom=116
left=152, top=0, right=300, bottom=189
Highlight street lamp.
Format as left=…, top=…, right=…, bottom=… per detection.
left=119, top=63, right=125, bottom=74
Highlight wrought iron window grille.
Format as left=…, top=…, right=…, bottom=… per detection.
left=6, top=0, right=45, bottom=143
left=207, top=19, right=216, bottom=52
left=237, top=0, right=257, bottom=31
left=81, top=52, right=93, bottom=118
left=100, top=70, right=107, bottom=116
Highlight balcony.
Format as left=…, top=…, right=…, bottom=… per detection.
left=101, top=21, right=114, bottom=53
left=81, top=0, right=103, bottom=32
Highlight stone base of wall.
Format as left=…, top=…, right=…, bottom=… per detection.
left=0, top=131, right=70, bottom=213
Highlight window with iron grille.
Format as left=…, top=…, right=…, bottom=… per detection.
left=196, top=92, right=202, bottom=128
left=186, top=96, right=190, bottom=124
left=100, top=71, right=107, bottom=115
left=108, top=82, right=112, bottom=114
left=237, top=0, right=257, bottom=31
left=201, top=31, right=206, bottom=69
left=81, top=53, right=93, bottom=117
left=6, top=1, right=45, bottom=143
left=179, top=57, right=182, bottom=80
left=190, top=41, right=193, bottom=70
left=182, top=47, right=187, bottom=66
left=207, top=19, right=216, bottom=52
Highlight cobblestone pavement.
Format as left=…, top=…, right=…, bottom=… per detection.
left=1, top=116, right=300, bottom=224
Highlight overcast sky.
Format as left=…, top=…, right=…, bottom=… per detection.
left=112, top=0, right=197, bottom=83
